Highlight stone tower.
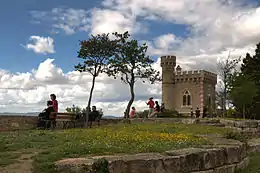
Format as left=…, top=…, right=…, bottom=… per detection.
left=161, top=55, right=217, bottom=115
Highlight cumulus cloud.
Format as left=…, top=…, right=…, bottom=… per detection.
left=24, top=36, right=55, bottom=54
left=4, top=0, right=260, bottom=115
left=99, top=0, right=260, bottom=70
left=0, top=59, right=161, bottom=115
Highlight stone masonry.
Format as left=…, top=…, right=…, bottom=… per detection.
left=160, top=55, right=217, bottom=114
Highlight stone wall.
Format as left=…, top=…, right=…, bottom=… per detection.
left=55, top=137, right=249, bottom=173
left=0, top=115, right=38, bottom=132
left=0, top=115, right=123, bottom=132
left=220, top=119, right=260, bottom=133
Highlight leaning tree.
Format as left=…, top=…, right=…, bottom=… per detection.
left=109, top=31, right=161, bottom=118
left=75, top=33, right=118, bottom=127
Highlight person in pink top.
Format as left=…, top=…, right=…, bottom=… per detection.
left=129, top=107, right=136, bottom=118
left=146, top=97, right=155, bottom=118
left=50, top=94, right=58, bottom=112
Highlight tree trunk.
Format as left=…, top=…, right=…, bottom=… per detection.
left=125, top=82, right=135, bottom=119
left=84, top=75, right=96, bottom=128
left=223, top=83, right=227, bottom=117
left=242, top=104, right=245, bottom=119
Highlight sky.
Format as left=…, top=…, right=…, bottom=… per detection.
left=0, top=0, right=260, bottom=116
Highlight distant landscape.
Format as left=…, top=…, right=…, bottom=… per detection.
left=0, top=112, right=121, bottom=119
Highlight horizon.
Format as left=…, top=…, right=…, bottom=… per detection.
left=0, top=0, right=260, bottom=115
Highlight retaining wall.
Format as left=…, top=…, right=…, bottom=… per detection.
left=55, top=137, right=249, bottom=173
left=220, top=119, right=260, bottom=133
left=0, top=115, right=122, bottom=132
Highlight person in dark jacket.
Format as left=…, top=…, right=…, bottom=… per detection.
left=37, top=100, right=55, bottom=129
left=89, top=106, right=101, bottom=128
left=195, top=107, right=200, bottom=118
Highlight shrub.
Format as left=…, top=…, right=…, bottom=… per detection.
left=135, top=109, right=182, bottom=118
left=157, top=109, right=182, bottom=118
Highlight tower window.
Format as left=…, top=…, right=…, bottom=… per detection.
left=183, top=90, right=191, bottom=106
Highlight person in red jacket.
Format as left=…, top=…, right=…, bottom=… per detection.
left=50, top=94, right=58, bottom=112
left=146, top=97, right=155, bottom=118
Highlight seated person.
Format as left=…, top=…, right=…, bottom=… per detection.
left=129, top=107, right=136, bottom=118
left=37, top=100, right=55, bottom=129
left=149, top=101, right=160, bottom=118
left=89, top=106, right=101, bottom=128
left=160, top=103, right=165, bottom=113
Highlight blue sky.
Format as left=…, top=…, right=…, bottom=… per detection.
left=0, top=0, right=191, bottom=73
left=0, top=0, right=260, bottom=114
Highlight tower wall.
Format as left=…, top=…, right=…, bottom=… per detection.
left=160, top=55, right=176, bottom=110
left=172, top=70, right=217, bottom=114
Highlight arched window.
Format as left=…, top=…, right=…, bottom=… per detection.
left=183, top=90, right=191, bottom=106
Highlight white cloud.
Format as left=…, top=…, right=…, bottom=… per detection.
left=0, top=59, right=161, bottom=116
left=25, top=36, right=55, bottom=54
left=8, top=0, right=260, bottom=115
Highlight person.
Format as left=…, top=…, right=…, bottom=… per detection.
left=161, top=103, right=165, bottom=113
left=149, top=101, right=160, bottom=118
left=89, top=106, right=101, bottom=128
left=50, top=94, right=58, bottom=112
left=37, top=100, right=55, bottom=129
left=195, top=107, right=200, bottom=118
left=50, top=94, right=58, bottom=128
left=129, top=107, right=136, bottom=118
left=202, top=106, right=207, bottom=118
left=146, top=97, right=155, bottom=118
left=190, top=108, right=194, bottom=118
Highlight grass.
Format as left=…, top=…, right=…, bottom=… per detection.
left=236, top=152, right=260, bottom=173
left=0, top=122, right=233, bottom=173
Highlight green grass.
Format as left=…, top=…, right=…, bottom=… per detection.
left=236, top=152, right=260, bottom=173
left=0, top=122, right=233, bottom=173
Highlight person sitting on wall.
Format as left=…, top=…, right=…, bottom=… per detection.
left=37, top=100, right=55, bottom=129
left=129, top=107, right=136, bottom=118
left=149, top=101, right=161, bottom=118
left=160, top=103, right=165, bottom=113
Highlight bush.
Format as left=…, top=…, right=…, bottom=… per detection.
left=225, top=131, right=251, bottom=142
left=157, top=109, right=180, bottom=118
left=135, top=109, right=182, bottom=118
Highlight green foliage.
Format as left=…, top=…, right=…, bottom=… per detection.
left=217, top=54, right=240, bottom=117
left=228, top=43, right=260, bottom=119
left=157, top=109, right=181, bottom=118
left=75, top=33, right=118, bottom=123
left=65, top=105, right=82, bottom=114
left=0, top=123, right=217, bottom=173
left=92, top=158, right=110, bottom=173
left=108, top=31, right=161, bottom=117
left=229, top=74, right=258, bottom=118
left=225, top=131, right=251, bottom=142
left=226, top=108, right=237, bottom=118
left=75, top=33, right=118, bottom=77
left=236, top=152, right=260, bottom=173
left=135, top=109, right=181, bottom=118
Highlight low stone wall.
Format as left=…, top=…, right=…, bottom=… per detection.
left=0, top=115, right=123, bottom=132
left=220, top=119, right=260, bottom=133
left=55, top=137, right=249, bottom=173
left=0, top=115, right=38, bottom=132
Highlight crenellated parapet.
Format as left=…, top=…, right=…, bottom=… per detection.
left=160, top=55, right=176, bottom=70
left=175, top=70, right=217, bottom=84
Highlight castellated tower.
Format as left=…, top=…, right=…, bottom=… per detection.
left=161, top=55, right=217, bottom=115
left=160, top=55, right=176, bottom=110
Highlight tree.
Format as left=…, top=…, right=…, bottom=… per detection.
left=110, top=32, right=161, bottom=118
left=217, top=53, right=240, bottom=117
left=75, top=33, right=117, bottom=127
left=239, top=43, right=260, bottom=117
left=65, top=105, right=82, bottom=114
left=229, top=74, right=258, bottom=119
